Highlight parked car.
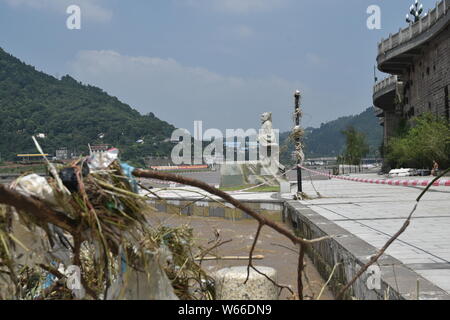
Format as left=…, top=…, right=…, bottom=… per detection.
left=416, top=169, right=431, bottom=176
left=388, top=168, right=417, bottom=177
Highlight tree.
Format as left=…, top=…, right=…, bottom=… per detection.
left=341, top=126, right=369, bottom=165
left=0, top=47, right=176, bottom=164
left=386, top=113, right=450, bottom=169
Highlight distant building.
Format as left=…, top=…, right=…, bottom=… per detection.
left=55, top=148, right=68, bottom=160
left=144, top=156, right=173, bottom=167
left=90, top=144, right=111, bottom=153
left=373, top=0, right=449, bottom=146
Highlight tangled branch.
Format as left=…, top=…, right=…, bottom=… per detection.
left=133, top=169, right=328, bottom=246
left=133, top=169, right=330, bottom=299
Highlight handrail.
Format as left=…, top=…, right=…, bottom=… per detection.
left=378, top=0, right=449, bottom=55
left=373, top=75, right=397, bottom=94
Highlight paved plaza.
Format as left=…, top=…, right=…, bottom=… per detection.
left=297, top=173, right=450, bottom=294
left=143, top=170, right=450, bottom=297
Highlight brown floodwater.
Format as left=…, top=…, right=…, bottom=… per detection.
left=148, top=211, right=334, bottom=300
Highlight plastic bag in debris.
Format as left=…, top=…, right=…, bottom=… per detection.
left=11, top=174, right=59, bottom=207
left=120, top=163, right=138, bottom=193
left=8, top=210, right=50, bottom=266
left=88, top=148, right=119, bottom=171
left=106, top=245, right=179, bottom=300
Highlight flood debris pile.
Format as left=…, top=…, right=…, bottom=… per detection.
left=0, top=152, right=214, bottom=300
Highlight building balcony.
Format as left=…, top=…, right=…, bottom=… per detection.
left=377, top=0, right=449, bottom=75
left=373, top=75, right=399, bottom=111
left=374, top=106, right=384, bottom=117
left=373, top=106, right=385, bottom=126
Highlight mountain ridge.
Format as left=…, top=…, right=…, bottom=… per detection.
left=0, top=47, right=175, bottom=165
left=280, top=107, right=383, bottom=164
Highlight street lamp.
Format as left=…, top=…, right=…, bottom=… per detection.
left=406, top=0, right=424, bottom=23
left=293, top=90, right=303, bottom=196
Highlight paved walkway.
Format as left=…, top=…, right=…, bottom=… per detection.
left=141, top=172, right=450, bottom=296
left=296, top=173, right=450, bottom=294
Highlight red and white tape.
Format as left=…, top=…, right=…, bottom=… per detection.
left=138, top=178, right=179, bottom=186
left=299, top=165, right=450, bottom=187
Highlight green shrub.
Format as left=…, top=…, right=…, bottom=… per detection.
left=386, top=113, right=450, bottom=169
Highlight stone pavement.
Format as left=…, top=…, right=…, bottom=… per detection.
left=295, top=173, right=450, bottom=294
left=141, top=171, right=450, bottom=298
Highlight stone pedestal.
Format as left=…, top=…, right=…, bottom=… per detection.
left=279, top=181, right=291, bottom=194
left=219, top=163, right=245, bottom=188
left=214, top=266, right=279, bottom=300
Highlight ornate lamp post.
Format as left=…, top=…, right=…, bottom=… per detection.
left=406, top=0, right=424, bottom=23
left=293, top=90, right=304, bottom=197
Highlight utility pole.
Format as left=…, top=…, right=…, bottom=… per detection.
left=293, top=90, right=303, bottom=196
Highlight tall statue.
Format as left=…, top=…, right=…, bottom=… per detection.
left=258, top=112, right=276, bottom=149
left=258, top=112, right=285, bottom=179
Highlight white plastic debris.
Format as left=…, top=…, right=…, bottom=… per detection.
left=88, top=148, right=119, bottom=171
left=12, top=174, right=59, bottom=207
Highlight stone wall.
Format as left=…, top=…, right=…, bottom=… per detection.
left=402, top=27, right=450, bottom=120
left=383, top=110, right=401, bottom=146
left=150, top=198, right=284, bottom=222
left=283, top=201, right=450, bottom=300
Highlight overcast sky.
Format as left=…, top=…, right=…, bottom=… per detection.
left=0, top=0, right=430, bottom=132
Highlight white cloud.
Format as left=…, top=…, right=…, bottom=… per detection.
left=2, top=0, right=112, bottom=22
left=221, top=25, right=255, bottom=39
left=69, top=50, right=304, bottom=131
left=305, top=53, right=326, bottom=66
left=232, top=25, right=254, bottom=38
left=184, top=0, right=288, bottom=14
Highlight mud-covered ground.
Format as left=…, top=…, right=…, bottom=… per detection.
left=148, top=211, right=334, bottom=300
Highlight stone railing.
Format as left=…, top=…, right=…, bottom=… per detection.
left=378, top=0, right=449, bottom=55
left=373, top=75, right=397, bottom=95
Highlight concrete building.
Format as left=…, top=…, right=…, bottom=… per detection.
left=373, top=0, right=450, bottom=146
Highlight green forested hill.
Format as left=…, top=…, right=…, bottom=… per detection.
left=0, top=47, right=175, bottom=165
left=280, top=107, right=383, bottom=164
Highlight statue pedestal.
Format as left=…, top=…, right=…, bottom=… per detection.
left=219, top=163, right=245, bottom=188
left=220, top=161, right=288, bottom=189
left=280, top=181, right=291, bottom=193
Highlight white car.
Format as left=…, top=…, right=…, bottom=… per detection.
left=388, top=168, right=416, bottom=177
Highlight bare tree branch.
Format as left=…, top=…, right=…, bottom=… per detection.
left=297, top=244, right=305, bottom=300
left=133, top=169, right=329, bottom=246
left=0, top=185, right=77, bottom=234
